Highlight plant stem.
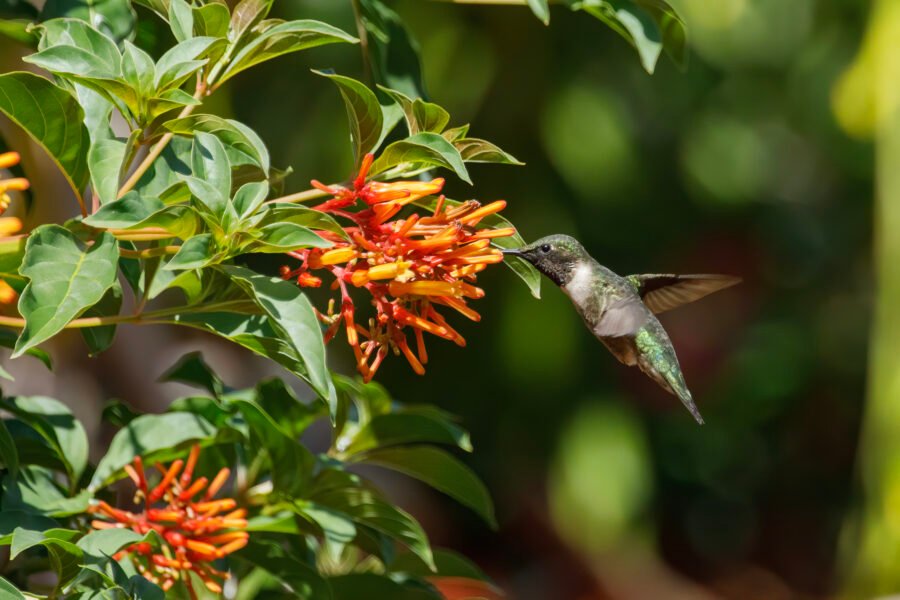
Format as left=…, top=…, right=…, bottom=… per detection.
left=264, top=187, right=332, bottom=206
left=118, top=246, right=181, bottom=259
left=0, top=300, right=258, bottom=330
left=116, top=82, right=207, bottom=199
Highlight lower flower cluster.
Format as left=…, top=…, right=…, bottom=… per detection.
left=0, top=151, right=26, bottom=305
left=282, top=154, right=514, bottom=381
left=89, top=445, right=248, bottom=593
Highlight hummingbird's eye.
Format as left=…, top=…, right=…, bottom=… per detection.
left=540, top=244, right=551, bottom=253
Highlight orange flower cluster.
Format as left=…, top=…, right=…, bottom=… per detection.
left=0, top=151, right=27, bottom=305
left=281, top=154, right=514, bottom=381
left=89, top=445, right=248, bottom=594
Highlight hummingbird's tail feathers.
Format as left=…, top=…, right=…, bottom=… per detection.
left=637, top=354, right=705, bottom=425
left=627, top=274, right=741, bottom=315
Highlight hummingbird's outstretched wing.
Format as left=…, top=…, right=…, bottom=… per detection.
left=627, top=274, right=741, bottom=315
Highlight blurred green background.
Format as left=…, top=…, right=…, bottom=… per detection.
left=0, top=0, right=887, bottom=597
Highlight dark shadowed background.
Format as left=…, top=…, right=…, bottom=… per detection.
left=0, top=0, right=879, bottom=598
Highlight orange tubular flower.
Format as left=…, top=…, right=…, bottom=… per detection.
left=282, top=154, right=515, bottom=381
left=89, top=445, right=248, bottom=594
left=0, top=152, right=27, bottom=306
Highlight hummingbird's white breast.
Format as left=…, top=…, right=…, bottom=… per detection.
left=562, top=262, right=595, bottom=306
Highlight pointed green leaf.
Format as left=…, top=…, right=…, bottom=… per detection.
left=232, top=181, right=268, bottom=219
left=88, top=137, right=127, bottom=205
left=121, top=41, right=155, bottom=97
left=455, top=138, right=523, bottom=165
left=14, top=226, right=119, bottom=357
left=221, top=266, right=336, bottom=407
left=10, top=527, right=83, bottom=592
left=168, top=0, right=193, bottom=42
left=357, top=0, right=427, bottom=98
left=191, top=131, right=231, bottom=203
left=357, top=446, right=496, bottom=528
left=90, top=412, right=216, bottom=489
left=248, top=223, right=331, bottom=253
left=316, top=71, right=383, bottom=166
left=342, top=412, right=472, bottom=457
left=220, top=21, right=357, bottom=86
left=0, top=577, right=24, bottom=599
left=528, top=0, right=551, bottom=24
left=165, top=114, right=270, bottom=171
left=164, top=233, right=217, bottom=270
left=84, top=191, right=165, bottom=229
left=371, top=132, right=471, bottom=184
left=39, top=0, right=136, bottom=43
left=378, top=86, right=449, bottom=135
left=229, top=0, right=272, bottom=41
left=1, top=396, right=88, bottom=485
left=0, top=72, right=90, bottom=198
left=193, top=3, right=229, bottom=37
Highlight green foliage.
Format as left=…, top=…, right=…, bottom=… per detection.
left=0, top=0, right=689, bottom=595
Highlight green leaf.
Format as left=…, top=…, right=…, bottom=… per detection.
left=233, top=181, right=269, bottom=220
left=1, top=396, right=89, bottom=485
left=39, top=0, right=135, bottom=43
left=168, top=0, right=193, bottom=42
left=371, top=132, right=471, bottom=184
left=454, top=138, right=523, bottom=165
left=572, top=0, right=686, bottom=74
left=528, top=0, right=551, bottom=24
left=193, top=3, right=229, bottom=37
left=220, top=21, right=357, bottom=87
left=121, top=41, right=155, bottom=98
left=88, top=137, right=127, bottom=206
left=164, top=312, right=322, bottom=400
left=164, top=234, right=218, bottom=270
left=10, top=527, right=83, bottom=592
left=357, top=446, right=496, bottom=528
left=312, top=483, right=434, bottom=570
left=161, top=352, right=224, bottom=397
left=191, top=131, right=232, bottom=206
left=228, top=398, right=314, bottom=495
left=79, top=281, right=122, bottom=356
left=379, top=86, right=449, bottom=135
left=90, top=412, right=216, bottom=490
left=235, top=540, right=331, bottom=600
left=357, top=0, right=427, bottom=99
left=0, top=577, right=24, bottom=599
left=77, top=528, right=143, bottom=566
left=247, top=223, right=331, bottom=253
left=260, top=205, right=349, bottom=240
left=221, top=266, right=336, bottom=409
left=84, top=192, right=164, bottom=229
left=165, top=114, right=270, bottom=171
left=14, top=226, right=119, bottom=357
left=154, top=36, right=221, bottom=91
left=1, top=467, right=91, bottom=516
left=315, top=71, right=383, bottom=166
left=229, top=0, right=272, bottom=41
left=342, top=412, right=472, bottom=457
left=0, top=72, right=90, bottom=199
left=0, top=419, right=19, bottom=478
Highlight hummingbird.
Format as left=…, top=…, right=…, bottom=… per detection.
left=503, top=234, right=740, bottom=425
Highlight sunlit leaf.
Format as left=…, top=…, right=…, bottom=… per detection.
left=371, top=132, right=471, bottom=184
left=14, top=226, right=119, bottom=357
left=90, top=412, right=216, bottom=489
left=0, top=72, right=90, bottom=199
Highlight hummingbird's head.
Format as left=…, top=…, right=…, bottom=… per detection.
left=502, top=234, right=587, bottom=286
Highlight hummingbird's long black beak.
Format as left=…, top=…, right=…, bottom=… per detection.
left=501, top=248, right=523, bottom=256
